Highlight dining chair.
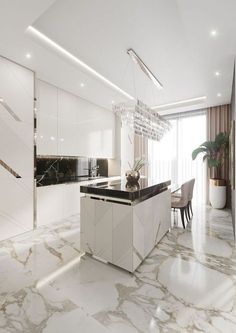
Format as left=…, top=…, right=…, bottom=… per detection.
left=171, top=181, right=190, bottom=229
left=187, top=178, right=195, bottom=219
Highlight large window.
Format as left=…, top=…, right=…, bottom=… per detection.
left=148, top=111, right=207, bottom=203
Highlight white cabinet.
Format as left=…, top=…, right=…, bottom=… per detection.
left=58, top=88, right=115, bottom=158
left=36, top=176, right=120, bottom=227
left=37, top=80, right=58, bottom=155
left=37, top=183, right=82, bottom=227
left=37, top=80, right=115, bottom=158
left=0, top=56, right=34, bottom=239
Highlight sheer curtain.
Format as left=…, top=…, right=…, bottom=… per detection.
left=148, top=111, right=207, bottom=204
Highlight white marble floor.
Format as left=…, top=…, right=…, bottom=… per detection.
left=0, top=206, right=235, bottom=333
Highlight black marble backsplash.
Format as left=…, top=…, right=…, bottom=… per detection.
left=36, top=157, right=108, bottom=186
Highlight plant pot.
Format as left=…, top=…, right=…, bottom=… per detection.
left=209, top=178, right=226, bottom=209
left=125, top=170, right=140, bottom=185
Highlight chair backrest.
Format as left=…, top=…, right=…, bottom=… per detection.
left=188, top=178, right=195, bottom=201
left=180, top=181, right=190, bottom=206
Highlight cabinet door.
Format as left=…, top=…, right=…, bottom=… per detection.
left=95, top=200, right=113, bottom=262
left=112, top=204, right=133, bottom=271
left=58, top=89, right=81, bottom=156
left=37, top=186, right=64, bottom=226
left=62, top=183, right=80, bottom=218
left=133, top=197, right=154, bottom=259
left=37, top=81, right=58, bottom=155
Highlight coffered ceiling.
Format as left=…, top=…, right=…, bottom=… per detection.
left=0, top=0, right=235, bottom=113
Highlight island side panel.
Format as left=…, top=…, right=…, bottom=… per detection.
left=133, top=197, right=154, bottom=270
left=112, top=203, right=133, bottom=271
left=153, top=189, right=171, bottom=244
left=133, top=189, right=171, bottom=271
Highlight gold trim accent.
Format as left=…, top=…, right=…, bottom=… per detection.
left=0, top=159, right=21, bottom=178
left=210, top=178, right=226, bottom=186
left=0, top=100, right=21, bottom=122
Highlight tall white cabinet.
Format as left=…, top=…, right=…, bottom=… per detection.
left=37, top=80, right=115, bottom=158
left=37, top=80, right=58, bottom=155
left=0, top=56, right=34, bottom=240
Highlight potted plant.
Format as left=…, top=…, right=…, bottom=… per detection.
left=192, top=132, right=229, bottom=209
left=125, top=158, right=145, bottom=185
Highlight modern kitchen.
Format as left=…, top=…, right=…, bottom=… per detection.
left=0, top=1, right=236, bottom=332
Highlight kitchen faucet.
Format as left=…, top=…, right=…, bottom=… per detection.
left=84, top=164, right=99, bottom=177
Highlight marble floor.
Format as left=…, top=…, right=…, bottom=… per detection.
left=0, top=205, right=235, bottom=333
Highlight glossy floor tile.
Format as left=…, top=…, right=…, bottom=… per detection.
left=0, top=206, right=235, bottom=332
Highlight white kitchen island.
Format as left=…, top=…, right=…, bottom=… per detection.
left=80, top=178, right=171, bottom=272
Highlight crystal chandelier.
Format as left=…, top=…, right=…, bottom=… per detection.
left=113, top=100, right=171, bottom=141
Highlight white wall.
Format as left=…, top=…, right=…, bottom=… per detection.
left=0, top=56, right=34, bottom=239
left=36, top=80, right=116, bottom=159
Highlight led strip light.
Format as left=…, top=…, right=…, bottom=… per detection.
left=151, top=96, right=207, bottom=110
left=27, top=26, right=134, bottom=101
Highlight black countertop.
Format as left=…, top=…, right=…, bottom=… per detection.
left=36, top=175, right=106, bottom=187
left=80, top=178, right=171, bottom=202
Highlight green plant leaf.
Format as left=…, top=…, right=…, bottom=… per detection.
left=192, top=147, right=208, bottom=160
left=207, top=159, right=220, bottom=168
left=200, top=141, right=217, bottom=152
left=215, top=132, right=229, bottom=148
left=203, top=154, right=210, bottom=161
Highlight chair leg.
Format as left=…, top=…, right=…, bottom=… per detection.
left=187, top=202, right=191, bottom=220
left=180, top=208, right=185, bottom=229
left=189, top=201, right=193, bottom=216
left=185, top=207, right=189, bottom=222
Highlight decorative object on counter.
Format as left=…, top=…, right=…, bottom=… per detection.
left=125, top=182, right=140, bottom=191
left=113, top=100, right=171, bottom=142
left=125, top=158, right=145, bottom=185
left=192, top=132, right=229, bottom=209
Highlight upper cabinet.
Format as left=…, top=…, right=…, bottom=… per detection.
left=36, top=80, right=115, bottom=158
left=37, top=80, right=58, bottom=155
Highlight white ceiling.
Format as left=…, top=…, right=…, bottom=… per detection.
left=0, top=0, right=235, bottom=113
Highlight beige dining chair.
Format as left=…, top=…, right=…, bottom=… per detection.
left=171, top=181, right=190, bottom=228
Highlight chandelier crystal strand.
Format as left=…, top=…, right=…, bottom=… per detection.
left=113, top=100, right=171, bottom=142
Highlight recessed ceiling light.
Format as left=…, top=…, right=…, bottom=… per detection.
left=80, top=83, right=85, bottom=87
left=27, top=26, right=134, bottom=101
left=151, top=96, right=207, bottom=110
left=60, top=138, right=64, bottom=142
left=111, top=100, right=115, bottom=104
left=215, top=71, right=220, bottom=76
left=50, top=136, right=55, bottom=141
left=0, top=98, right=3, bottom=102
left=26, top=53, right=32, bottom=59
left=210, top=30, right=218, bottom=37
left=40, top=135, right=43, bottom=139
left=217, top=93, right=222, bottom=97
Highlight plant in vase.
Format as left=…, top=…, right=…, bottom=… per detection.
left=126, top=159, right=146, bottom=185
left=192, top=132, right=229, bottom=209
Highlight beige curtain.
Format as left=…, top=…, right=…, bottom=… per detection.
left=207, top=104, right=231, bottom=204
left=134, top=134, right=148, bottom=177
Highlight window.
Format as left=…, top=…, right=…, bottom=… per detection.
left=148, top=111, right=207, bottom=203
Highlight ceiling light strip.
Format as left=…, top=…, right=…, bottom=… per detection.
left=127, top=49, right=163, bottom=89
left=27, top=26, right=134, bottom=101
left=151, top=96, right=207, bottom=110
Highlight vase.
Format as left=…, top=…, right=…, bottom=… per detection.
left=125, top=170, right=140, bottom=184
left=209, top=178, right=226, bottom=209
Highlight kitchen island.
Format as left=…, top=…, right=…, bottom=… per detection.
left=80, top=178, right=171, bottom=272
